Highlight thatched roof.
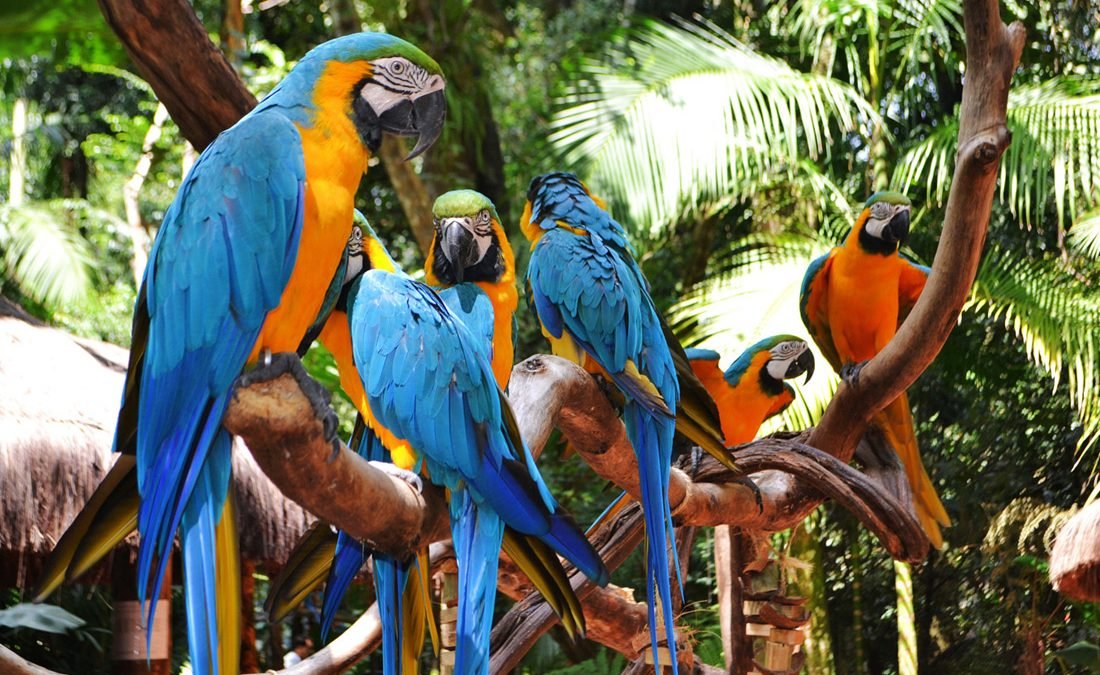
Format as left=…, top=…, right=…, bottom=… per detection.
left=0, top=297, right=314, bottom=588
left=1051, top=499, right=1100, bottom=601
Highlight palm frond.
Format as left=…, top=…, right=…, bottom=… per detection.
left=886, top=0, right=963, bottom=83
left=894, top=77, right=1100, bottom=232
left=549, top=19, right=876, bottom=233
left=967, top=247, right=1100, bottom=454
left=0, top=200, right=98, bottom=307
left=1069, top=210, right=1100, bottom=260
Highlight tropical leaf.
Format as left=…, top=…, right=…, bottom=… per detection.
left=0, top=199, right=101, bottom=307
left=967, top=247, right=1100, bottom=454
left=549, top=19, right=876, bottom=233
left=1069, top=209, right=1100, bottom=260
left=894, top=77, right=1100, bottom=232
left=0, top=603, right=85, bottom=634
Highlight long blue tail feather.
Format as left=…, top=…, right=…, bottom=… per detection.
left=372, top=554, right=411, bottom=675
left=320, top=532, right=367, bottom=644
left=178, top=431, right=232, bottom=675
left=625, top=402, right=680, bottom=674
left=450, top=490, right=504, bottom=675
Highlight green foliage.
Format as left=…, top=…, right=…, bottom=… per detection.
left=0, top=602, right=85, bottom=633
left=550, top=19, right=875, bottom=235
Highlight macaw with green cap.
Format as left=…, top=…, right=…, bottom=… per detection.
left=800, top=191, right=950, bottom=547
left=33, top=33, right=446, bottom=675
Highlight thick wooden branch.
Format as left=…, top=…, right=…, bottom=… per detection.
left=97, top=0, right=256, bottom=151
left=510, top=355, right=928, bottom=561
left=808, top=0, right=1025, bottom=459
left=223, top=356, right=449, bottom=557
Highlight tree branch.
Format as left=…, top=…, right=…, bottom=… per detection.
left=808, top=0, right=1025, bottom=459
left=97, top=0, right=256, bottom=151
left=222, top=357, right=450, bottom=557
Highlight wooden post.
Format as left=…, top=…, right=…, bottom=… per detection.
left=439, top=572, right=457, bottom=675
left=110, top=549, right=170, bottom=675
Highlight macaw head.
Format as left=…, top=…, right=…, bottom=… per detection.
left=854, top=191, right=911, bottom=254
left=520, top=171, right=612, bottom=242
left=296, top=33, right=446, bottom=158
left=725, top=335, right=815, bottom=388
left=428, top=189, right=512, bottom=285
left=351, top=209, right=397, bottom=274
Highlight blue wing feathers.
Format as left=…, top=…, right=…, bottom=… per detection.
left=133, top=109, right=306, bottom=674
left=525, top=175, right=682, bottom=673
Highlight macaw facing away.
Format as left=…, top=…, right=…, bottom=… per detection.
left=270, top=214, right=601, bottom=674
left=685, top=336, right=815, bottom=446
left=521, top=171, right=686, bottom=672
left=344, top=227, right=609, bottom=674
left=33, top=33, right=446, bottom=675
left=800, top=191, right=950, bottom=548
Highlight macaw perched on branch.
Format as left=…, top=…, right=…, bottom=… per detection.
left=341, top=221, right=608, bottom=675
left=521, top=171, right=691, bottom=672
left=267, top=202, right=589, bottom=672
left=425, top=189, right=519, bottom=387
left=800, top=191, right=950, bottom=548
left=685, top=336, right=815, bottom=446
left=33, top=33, right=446, bottom=675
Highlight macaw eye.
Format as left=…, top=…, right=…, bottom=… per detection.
left=391, top=61, right=405, bottom=73
left=871, top=202, right=892, bottom=220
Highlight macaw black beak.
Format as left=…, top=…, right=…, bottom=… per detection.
left=375, top=88, right=447, bottom=160
left=787, top=349, right=816, bottom=384
left=440, top=220, right=476, bottom=283
left=884, top=209, right=910, bottom=244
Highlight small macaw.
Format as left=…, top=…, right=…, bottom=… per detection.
left=343, top=221, right=609, bottom=675
left=685, top=336, right=816, bottom=446
left=521, top=171, right=687, bottom=672
left=33, top=33, right=446, bottom=675
left=800, top=191, right=950, bottom=548
left=592, top=337, right=815, bottom=535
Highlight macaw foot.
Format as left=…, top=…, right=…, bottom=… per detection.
left=840, top=360, right=870, bottom=387
left=236, top=352, right=339, bottom=452
left=733, top=476, right=765, bottom=514
left=368, top=461, right=423, bottom=494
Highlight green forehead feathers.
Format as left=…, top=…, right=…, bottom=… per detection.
left=432, top=189, right=499, bottom=222
left=865, top=191, right=911, bottom=207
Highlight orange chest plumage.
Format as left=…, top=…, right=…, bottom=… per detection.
left=248, top=62, right=372, bottom=362
left=826, top=246, right=904, bottom=363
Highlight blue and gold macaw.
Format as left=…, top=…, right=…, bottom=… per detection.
left=268, top=211, right=595, bottom=673
left=685, top=336, right=815, bottom=446
left=342, top=223, right=608, bottom=675
left=425, top=189, right=518, bottom=387
left=521, top=171, right=686, bottom=671
left=33, top=34, right=446, bottom=675
left=800, top=191, right=950, bottom=548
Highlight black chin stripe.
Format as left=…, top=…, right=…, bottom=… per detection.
left=432, top=239, right=505, bottom=285
left=858, top=225, right=899, bottom=256
left=757, top=367, right=786, bottom=397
